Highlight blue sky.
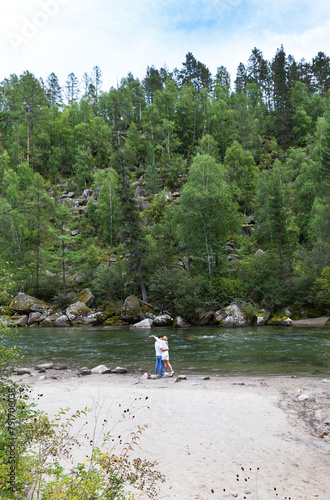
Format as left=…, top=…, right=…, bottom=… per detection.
left=1, top=0, right=330, bottom=91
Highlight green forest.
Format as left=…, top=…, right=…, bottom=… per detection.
left=1, top=46, right=330, bottom=321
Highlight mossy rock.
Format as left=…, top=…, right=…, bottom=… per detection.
left=10, top=293, right=52, bottom=315
left=103, top=316, right=123, bottom=326
left=268, top=316, right=288, bottom=324
left=65, top=302, right=92, bottom=324
left=271, top=310, right=288, bottom=320
left=120, top=295, right=141, bottom=323
left=140, top=304, right=157, bottom=315
left=70, top=288, right=95, bottom=308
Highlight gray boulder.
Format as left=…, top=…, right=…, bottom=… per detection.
left=70, top=288, right=95, bottom=308
left=154, top=314, right=173, bottom=326
left=175, top=316, right=190, bottom=328
left=216, top=303, right=251, bottom=327
left=10, top=293, right=52, bottom=315
left=198, top=309, right=215, bottom=326
left=256, top=309, right=271, bottom=326
left=121, top=296, right=141, bottom=323
left=28, top=312, right=43, bottom=325
left=10, top=315, right=28, bottom=326
left=267, top=316, right=292, bottom=326
left=66, top=301, right=92, bottom=325
left=130, top=318, right=153, bottom=329
left=39, top=312, right=63, bottom=327
left=54, top=315, right=71, bottom=327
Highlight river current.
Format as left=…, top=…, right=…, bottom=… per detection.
left=6, top=325, right=330, bottom=377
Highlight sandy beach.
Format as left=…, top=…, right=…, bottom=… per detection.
left=11, top=370, right=330, bottom=500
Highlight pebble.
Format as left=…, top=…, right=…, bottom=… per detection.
left=35, top=363, right=53, bottom=370
left=91, top=365, right=110, bottom=374
left=111, top=367, right=128, bottom=374
left=298, top=394, right=309, bottom=401
left=16, top=368, right=31, bottom=375
left=79, top=369, right=92, bottom=376
left=244, top=489, right=252, bottom=495
left=230, top=491, right=238, bottom=498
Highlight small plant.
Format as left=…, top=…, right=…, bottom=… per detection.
left=223, top=464, right=291, bottom=500
left=0, top=324, right=165, bottom=499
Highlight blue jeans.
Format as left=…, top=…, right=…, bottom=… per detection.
left=155, top=356, right=164, bottom=376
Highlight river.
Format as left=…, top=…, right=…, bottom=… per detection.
left=5, top=324, right=330, bottom=377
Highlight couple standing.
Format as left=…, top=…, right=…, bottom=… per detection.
left=149, top=334, right=174, bottom=377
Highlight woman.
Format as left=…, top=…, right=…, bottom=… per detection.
left=161, top=336, right=174, bottom=376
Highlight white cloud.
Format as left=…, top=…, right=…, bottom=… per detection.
left=1, top=0, right=330, bottom=91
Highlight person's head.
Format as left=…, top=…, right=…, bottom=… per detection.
left=162, top=336, right=168, bottom=343
left=158, top=335, right=164, bottom=339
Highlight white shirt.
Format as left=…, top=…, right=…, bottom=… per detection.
left=155, top=338, right=167, bottom=356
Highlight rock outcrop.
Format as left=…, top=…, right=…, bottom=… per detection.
left=10, top=293, right=53, bottom=315
left=215, top=303, right=251, bottom=327
left=121, top=296, right=141, bottom=323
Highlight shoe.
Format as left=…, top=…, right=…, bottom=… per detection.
left=164, top=372, right=169, bottom=376
left=170, top=371, right=174, bottom=376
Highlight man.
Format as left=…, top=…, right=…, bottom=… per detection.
left=149, top=334, right=168, bottom=377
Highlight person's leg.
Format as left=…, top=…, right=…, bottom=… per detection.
left=160, top=359, right=164, bottom=377
left=163, top=360, right=169, bottom=373
left=155, top=355, right=162, bottom=375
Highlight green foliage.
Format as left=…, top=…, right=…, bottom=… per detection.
left=178, top=154, right=240, bottom=277
left=73, top=147, right=94, bottom=189
left=1, top=51, right=330, bottom=311
left=223, top=140, right=258, bottom=213
left=92, top=169, right=121, bottom=246
left=313, top=267, right=330, bottom=306
left=0, top=324, right=22, bottom=378
left=92, top=260, right=136, bottom=303
left=0, top=261, right=16, bottom=305
left=236, top=251, right=292, bottom=309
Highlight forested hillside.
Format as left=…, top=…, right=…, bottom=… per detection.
left=1, top=46, right=330, bottom=320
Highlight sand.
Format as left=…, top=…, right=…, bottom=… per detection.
left=11, top=371, right=330, bottom=500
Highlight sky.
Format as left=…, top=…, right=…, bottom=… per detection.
left=1, top=0, right=330, bottom=91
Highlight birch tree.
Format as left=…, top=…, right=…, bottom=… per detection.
left=178, top=154, right=239, bottom=277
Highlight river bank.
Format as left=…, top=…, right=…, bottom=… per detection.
left=11, top=372, right=330, bottom=499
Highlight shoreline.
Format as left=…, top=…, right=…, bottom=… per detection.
left=10, top=372, right=330, bottom=499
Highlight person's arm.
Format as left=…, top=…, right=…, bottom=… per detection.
left=149, top=336, right=167, bottom=351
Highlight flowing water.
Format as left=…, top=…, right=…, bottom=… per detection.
left=5, top=325, right=330, bottom=377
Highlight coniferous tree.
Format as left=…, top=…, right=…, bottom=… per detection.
left=46, top=73, right=62, bottom=107
left=65, top=73, right=80, bottom=105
